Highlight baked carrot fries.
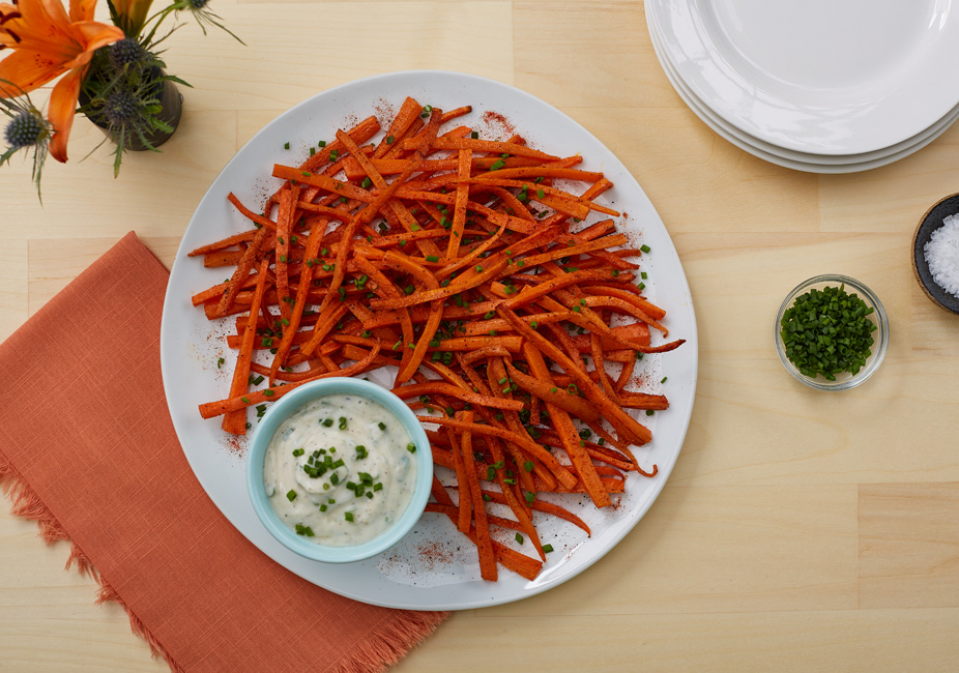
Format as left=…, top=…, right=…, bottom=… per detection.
left=190, top=97, right=684, bottom=581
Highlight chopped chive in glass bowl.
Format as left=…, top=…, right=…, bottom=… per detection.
left=775, top=274, right=889, bottom=391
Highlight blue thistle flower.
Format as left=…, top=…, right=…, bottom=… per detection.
left=0, top=86, right=53, bottom=202
left=109, top=39, right=147, bottom=69
left=5, top=111, right=44, bottom=149
left=104, top=89, right=139, bottom=125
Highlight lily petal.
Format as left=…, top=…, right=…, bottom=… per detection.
left=48, top=64, right=84, bottom=162
left=37, top=0, right=71, bottom=29
left=0, top=47, right=67, bottom=95
left=73, top=20, right=123, bottom=51
left=4, top=0, right=77, bottom=58
left=68, top=0, right=96, bottom=22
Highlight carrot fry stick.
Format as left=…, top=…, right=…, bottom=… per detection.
left=446, top=427, right=472, bottom=534
left=399, top=136, right=559, bottom=161
left=416, top=416, right=577, bottom=490
left=227, top=192, right=278, bottom=231
left=446, top=148, right=472, bottom=259
left=214, top=226, right=268, bottom=318
left=268, top=217, right=328, bottom=383
left=392, top=382, right=524, bottom=411
left=189, top=230, right=257, bottom=256
left=458, top=411, right=497, bottom=581
left=221, top=258, right=270, bottom=435
left=504, top=361, right=600, bottom=422
left=481, top=490, right=591, bottom=536
left=504, top=309, right=652, bottom=445
left=614, top=355, right=636, bottom=394
left=375, top=96, right=420, bottom=158
left=198, top=342, right=381, bottom=419
left=429, top=479, right=542, bottom=580
left=274, top=186, right=298, bottom=322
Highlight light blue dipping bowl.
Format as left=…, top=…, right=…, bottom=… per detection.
left=247, top=377, right=432, bottom=563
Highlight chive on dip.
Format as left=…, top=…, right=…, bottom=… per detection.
left=262, top=394, right=418, bottom=547
left=779, top=284, right=877, bottom=381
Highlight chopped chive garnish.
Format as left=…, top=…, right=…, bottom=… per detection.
left=426, top=255, right=439, bottom=263
left=641, top=244, right=651, bottom=253
left=515, top=533, right=524, bottom=544
left=284, top=141, right=290, bottom=149
left=345, top=512, right=354, bottom=522
left=361, top=177, right=372, bottom=189
left=543, top=544, right=554, bottom=553
left=293, top=448, right=304, bottom=457
left=286, top=490, right=297, bottom=501
left=407, top=443, right=416, bottom=454
left=217, top=357, right=224, bottom=368
left=339, top=417, right=347, bottom=430
left=471, top=131, right=479, bottom=139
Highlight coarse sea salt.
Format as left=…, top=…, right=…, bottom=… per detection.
left=924, top=213, right=959, bottom=298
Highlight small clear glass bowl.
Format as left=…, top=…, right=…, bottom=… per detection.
left=775, top=274, right=889, bottom=391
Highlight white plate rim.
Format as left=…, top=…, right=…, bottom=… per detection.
left=159, top=70, right=699, bottom=610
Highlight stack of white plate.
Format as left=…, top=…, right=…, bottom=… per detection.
left=646, top=0, right=959, bottom=174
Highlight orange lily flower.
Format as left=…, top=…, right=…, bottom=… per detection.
left=0, top=0, right=123, bottom=162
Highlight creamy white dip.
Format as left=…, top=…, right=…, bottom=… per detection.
left=263, top=394, right=418, bottom=546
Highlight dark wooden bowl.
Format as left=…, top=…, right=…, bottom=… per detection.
left=913, top=193, right=959, bottom=315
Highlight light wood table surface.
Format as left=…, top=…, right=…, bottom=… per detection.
left=3, top=1, right=959, bottom=671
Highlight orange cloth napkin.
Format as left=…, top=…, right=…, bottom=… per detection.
left=0, top=232, right=447, bottom=673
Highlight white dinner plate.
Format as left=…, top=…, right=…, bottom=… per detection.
left=648, top=13, right=959, bottom=174
left=648, top=0, right=959, bottom=155
left=646, top=4, right=959, bottom=167
left=160, top=71, right=699, bottom=610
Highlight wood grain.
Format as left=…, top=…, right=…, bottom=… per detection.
left=3, top=0, right=959, bottom=671
left=859, top=483, right=959, bottom=610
